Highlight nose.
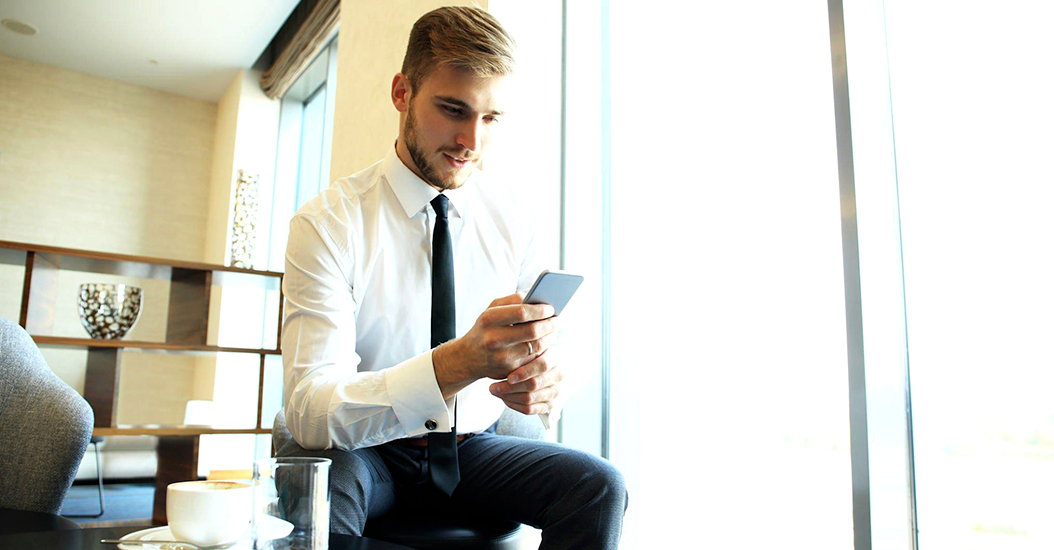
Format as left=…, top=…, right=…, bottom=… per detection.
left=455, top=118, right=484, bottom=154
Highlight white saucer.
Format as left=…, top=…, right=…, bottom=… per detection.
left=118, top=526, right=196, bottom=550
left=118, top=516, right=293, bottom=549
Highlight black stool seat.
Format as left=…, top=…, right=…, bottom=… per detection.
left=364, top=502, right=524, bottom=550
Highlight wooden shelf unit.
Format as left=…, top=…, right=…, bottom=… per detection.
left=92, top=427, right=274, bottom=437
left=31, top=335, right=282, bottom=355
left=1, top=240, right=284, bottom=524
left=2, top=239, right=284, bottom=432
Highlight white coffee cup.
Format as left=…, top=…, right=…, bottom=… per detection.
left=167, top=480, right=253, bottom=546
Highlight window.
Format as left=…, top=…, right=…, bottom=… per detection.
left=558, top=1, right=854, bottom=547
left=261, top=37, right=339, bottom=273
left=884, top=0, right=1054, bottom=547
left=485, top=0, right=564, bottom=271
left=243, top=36, right=339, bottom=462
left=455, top=2, right=1054, bottom=546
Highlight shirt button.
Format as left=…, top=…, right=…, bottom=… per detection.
left=425, top=419, right=437, bottom=431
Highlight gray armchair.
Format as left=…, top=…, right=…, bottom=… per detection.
left=0, top=317, right=94, bottom=531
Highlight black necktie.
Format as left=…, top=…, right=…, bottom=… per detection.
left=428, top=194, right=460, bottom=496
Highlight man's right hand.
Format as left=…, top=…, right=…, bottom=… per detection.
left=432, top=292, right=558, bottom=399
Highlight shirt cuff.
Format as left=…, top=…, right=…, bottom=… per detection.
left=386, top=349, right=455, bottom=436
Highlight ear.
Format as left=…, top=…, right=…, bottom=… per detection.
left=391, top=73, right=412, bottom=113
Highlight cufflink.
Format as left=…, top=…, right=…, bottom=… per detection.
left=425, top=419, right=438, bottom=431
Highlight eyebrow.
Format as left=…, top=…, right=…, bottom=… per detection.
left=434, top=95, right=504, bottom=117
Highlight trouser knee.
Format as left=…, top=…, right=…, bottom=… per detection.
left=324, top=451, right=375, bottom=536
left=586, top=459, right=629, bottom=516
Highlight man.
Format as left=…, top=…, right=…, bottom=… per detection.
left=279, top=7, right=626, bottom=549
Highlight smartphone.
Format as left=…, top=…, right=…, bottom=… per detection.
left=522, top=269, right=584, bottom=316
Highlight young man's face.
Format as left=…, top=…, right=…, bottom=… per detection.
left=394, top=64, right=511, bottom=190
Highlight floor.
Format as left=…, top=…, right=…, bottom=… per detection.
left=60, top=481, right=154, bottom=527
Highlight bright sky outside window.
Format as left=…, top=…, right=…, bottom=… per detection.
left=599, top=2, right=853, bottom=547
left=886, top=0, right=1054, bottom=547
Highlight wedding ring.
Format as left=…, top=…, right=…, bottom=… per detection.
left=527, top=342, right=533, bottom=356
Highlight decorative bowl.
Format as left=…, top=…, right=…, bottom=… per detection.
left=77, top=283, right=143, bottom=339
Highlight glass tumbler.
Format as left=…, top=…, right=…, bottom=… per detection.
left=253, top=457, right=331, bottom=550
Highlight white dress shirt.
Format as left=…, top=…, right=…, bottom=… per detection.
left=282, top=146, right=549, bottom=451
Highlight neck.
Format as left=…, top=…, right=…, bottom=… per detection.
left=395, top=137, right=444, bottom=192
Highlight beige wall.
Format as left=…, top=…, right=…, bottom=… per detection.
left=204, top=68, right=280, bottom=266
left=204, top=73, right=242, bottom=267
left=0, top=54, right=216, bottom=262
left=0, top=54, right=219, bottom=425
left=328, top=0, right=481, bottom=182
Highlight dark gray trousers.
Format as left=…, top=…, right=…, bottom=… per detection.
left=275, top=424, right=628, bottom=550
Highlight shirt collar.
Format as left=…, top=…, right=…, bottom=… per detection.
left=381, top=144, right=473, bottom=219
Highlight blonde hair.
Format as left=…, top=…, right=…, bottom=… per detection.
left=401, top=6, right=516, bottom=90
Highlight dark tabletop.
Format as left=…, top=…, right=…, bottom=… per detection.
left=0, top=507, right=82, bottom=536
left=0, top=524, right=414, bottom=550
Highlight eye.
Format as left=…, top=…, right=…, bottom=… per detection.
left=442, top=105, right=464, bottom=117
left=484, top=115, right=499, bottom=124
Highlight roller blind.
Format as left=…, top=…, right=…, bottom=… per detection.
left=260, top=0, right=339, bottom=100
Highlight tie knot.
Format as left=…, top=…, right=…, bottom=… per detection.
left=431, top=194, right=450, bottom=219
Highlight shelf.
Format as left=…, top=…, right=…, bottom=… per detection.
left=92, top=427, right=272, bottom=437
left=32, top=335, right=281, bottom=355
left=7, top=239, right=284, bottom=528
left=0, top=239, right=283, bottom=277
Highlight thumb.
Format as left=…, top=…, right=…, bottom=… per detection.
left=489, top=292, right=525, bottom=308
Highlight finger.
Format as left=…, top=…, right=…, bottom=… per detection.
left=492, top=363, right=564, bottom=394
left=503, top=400, right=552, bottom=416
left=524, top=330, right=557, bottom=358
left=480, top=321, right=556, bottom=356
left=506, top=351, right=555, bottom=385
left=495, top=334, right=556, bottom=374
left=488, top=292, right=525, bottom=309
left=494, top=385, right=559, bottom=406
left=503, top=341, right=543, bottom=372
left=486, top=319, right=558, bottom=349
left=482, top=303, right=556, bottom=327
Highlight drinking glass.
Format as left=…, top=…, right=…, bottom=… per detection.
left=253, top=457, right=331, bottom=549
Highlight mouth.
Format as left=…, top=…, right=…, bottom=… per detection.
left=442, top=153, right=474, bottom=170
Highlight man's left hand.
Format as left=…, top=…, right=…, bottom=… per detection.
left=488, top=349, right=564, bottom=415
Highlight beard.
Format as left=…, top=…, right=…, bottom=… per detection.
left=403, top=102, right=475, bottom=191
